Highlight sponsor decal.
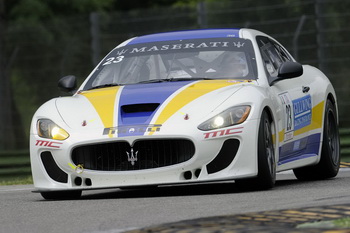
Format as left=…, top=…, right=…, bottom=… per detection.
left=102, top=38, right=250, bottom=68
left=279, top=93, right=313, bottom=142
left=293, top=95, right=312, bottom=130
left=103, top=124, right=162, bottom=135
left=128, top=41, right=231, bottom=54
left=203, top=127, right=243, bottom=139
left=35, top=140, right=62, bottom=148
left=102, top=42, right=235, bottom=65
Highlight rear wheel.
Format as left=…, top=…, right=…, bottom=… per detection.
left=293, top=99, right=340, bottom=180
left=235, top=110, right=276, bottom=190
left=40, top=190, right=82, bottom=200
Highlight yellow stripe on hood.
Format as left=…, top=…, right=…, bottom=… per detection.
left=149, top=80, right=249, bottom=135
left=80, top=86, right=120, bottom=137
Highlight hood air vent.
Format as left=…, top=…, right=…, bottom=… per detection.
left=121, top=103, right=159, bottom=113
left=121, top=103, right=160, bottom=124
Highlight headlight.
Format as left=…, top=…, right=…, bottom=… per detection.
left=37, top=119, right=69, bottom=140
left=198, top=105, right=251, bottom=131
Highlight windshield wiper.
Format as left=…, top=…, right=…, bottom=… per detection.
left=169, top=77, right=214, bottom=81
left=136, top=79, right=170, bottom=84
left=88, top=83, right=120, bottom=90
left=134, top=77, right=214, bottom=85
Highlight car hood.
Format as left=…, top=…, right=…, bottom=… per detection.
left=55, top=80, right=255, bottom=137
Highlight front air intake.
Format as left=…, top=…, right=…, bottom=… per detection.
left=206, top=139, right=240, bottom=174
left=41, top=151, right=68, bottom=183
left=72, top=139, right=195, bottom=171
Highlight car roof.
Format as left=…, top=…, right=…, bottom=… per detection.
left=127, top=29, right=241, bottom=45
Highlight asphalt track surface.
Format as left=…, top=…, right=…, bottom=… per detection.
left=1, top=163, right=350, bottom=233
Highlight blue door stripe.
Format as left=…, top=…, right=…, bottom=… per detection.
left=278, top=133, right=321, bottom=165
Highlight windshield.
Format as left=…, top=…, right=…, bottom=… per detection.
left=83, top=38, right=257, bottom=90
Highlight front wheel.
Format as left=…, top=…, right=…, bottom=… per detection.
left=235, top=110, right=276, bottom=190
left=293, top=99, right=340, bottom=180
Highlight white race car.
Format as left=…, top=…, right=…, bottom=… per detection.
left=30, top=28, right=340, bottom=200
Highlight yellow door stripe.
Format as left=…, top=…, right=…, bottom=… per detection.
left=80, top=87, right=120, bottom=137
left=149, top=80, right=248, bottom=135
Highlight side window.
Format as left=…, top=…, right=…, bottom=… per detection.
left=260, top=49, right=276, bottom=75
left=273, top=42, right=292, bottom=62
left=257, top=36, right=290, bottom=78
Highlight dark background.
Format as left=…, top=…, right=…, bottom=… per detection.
left=1, top=0, right=349, bottom=150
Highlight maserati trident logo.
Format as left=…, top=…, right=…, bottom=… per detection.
left=126, top=148, right=138, bottom=166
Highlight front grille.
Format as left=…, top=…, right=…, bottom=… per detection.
left=72, top=139, right=195, bottom=171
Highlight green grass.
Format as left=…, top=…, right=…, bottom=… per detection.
left=339, top=128, right=350, bottom=134
left=0, top=175, right=33, bottom=185
left=0, top=166, right=32, bottom=185
left=0, top=150, right=32, bottom=185
left=0, top=156, right=30, bottom=166
left=334, top=218, right=350, bottom=228
left=0, top=167, right=31, bottom=177
left=297, top=217, right=350, bottom=229
left=341, top=153, right=350, bottom=162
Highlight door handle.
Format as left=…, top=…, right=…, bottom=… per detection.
left=302, top=86, right=310, bottom=93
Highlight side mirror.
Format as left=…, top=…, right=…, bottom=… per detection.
left=58, top=75, right=77, bottom=93
left=277, top=61, right=303, bottom=79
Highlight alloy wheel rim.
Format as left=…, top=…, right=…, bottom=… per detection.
left=264, top=119, right=275, bottom=176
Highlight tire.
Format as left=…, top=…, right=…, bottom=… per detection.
left=293, top=99, right=340, bottom=180
left=40, top=190, right=82, bottom=200
left=235, top=110, right=276, bottom=190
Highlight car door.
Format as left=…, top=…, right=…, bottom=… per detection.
left=257, top=36, right=312, bottom=166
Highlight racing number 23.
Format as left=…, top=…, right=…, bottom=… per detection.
left=279, top=92, right=294, bottom=141
left=285, top=104, right=293, bottom=131
left=102, top=56, right=124, bottom=66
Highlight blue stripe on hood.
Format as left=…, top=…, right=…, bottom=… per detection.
left=117, top=81, right=193, bottom=137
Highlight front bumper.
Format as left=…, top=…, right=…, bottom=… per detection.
left=30, top=119, right=259, bottom=192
